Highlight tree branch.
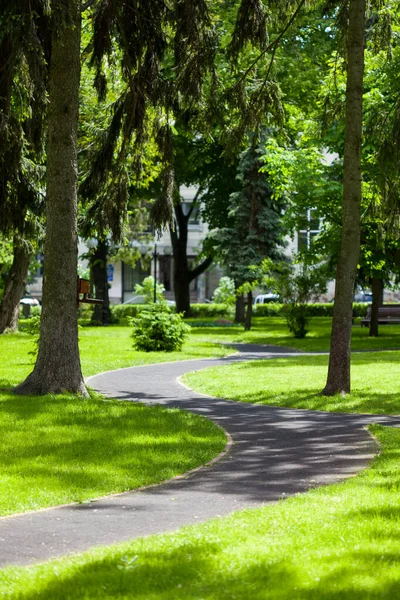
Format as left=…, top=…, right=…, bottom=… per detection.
left=81, top=0, right=97, bottom=12
left=189, top=256, right=213, bottom=282
left=234, top=0, right=307, bottom=87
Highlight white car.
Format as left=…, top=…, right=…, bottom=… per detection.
left=253, top=293, right=280, bottom=306
left=122, top=295, right=176, bottom=306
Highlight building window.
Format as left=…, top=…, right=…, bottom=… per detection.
left=159, top=256, right=171, bottom=291
left=181, top=202, right=201, bottom=228
left=297, top=209, right=322, bottom=251
left=123, top=262, right=150, bottom=300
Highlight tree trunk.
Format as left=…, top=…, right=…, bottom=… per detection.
left=170, top=205, right=212, bottom=316
left=322, top=0, right=365, bottom=396
left=90, top=240, right=111, bottom=326
left=14, top=1, right=87, bottom=396
left=235, top=292, right=245, bottom=323
left=369, top=277, right=382, bottom=337
left=0, top=240, right=31, bottom=333
left=244, top=290, right=253, bottom=331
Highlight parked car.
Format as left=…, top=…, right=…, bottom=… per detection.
left=122, top=295, right=147, bottom=305
left=122, top=295, right=176, bottom=306
left=253, top=293, right=280, bottom=306
left=20, top=297, right=40, bottom=306
left=354, top=291, right=373, bottom=303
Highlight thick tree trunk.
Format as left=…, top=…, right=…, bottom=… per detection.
left=369, top=277, right=382, bottom=337
left=170, top=205, right=212, bottom=316
left=0, top=240, right=31, bottom=333
left=322, top=0, right=365, bottom=396
left=235, top=294, right=245, bottom=323
left=14, top=1, right=87, bottom=396
left=90, top=240, right=111, bottom=325
left=244, top=290, right=253, bottom=331
left=174, top=273, right=191, bottom=315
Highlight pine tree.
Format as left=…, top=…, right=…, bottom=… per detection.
left=211, top=136, right=286, bottom=329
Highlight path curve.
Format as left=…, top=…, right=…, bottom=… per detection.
left=1, top=344, right=399, bottom=568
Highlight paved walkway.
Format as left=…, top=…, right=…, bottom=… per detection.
left=1, top=344, right=399, bottom=568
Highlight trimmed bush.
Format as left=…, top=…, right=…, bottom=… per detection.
left=78, top=304, right=95, bottom=320
left=189, top=304, right=231, bottom=318
left=111, top=304, right=153, bottom=320
left=129, top=304, right=190, bottom=352
left=255, top=302, right=370, bottom=318
left=254, top=303, right=284, bottom=317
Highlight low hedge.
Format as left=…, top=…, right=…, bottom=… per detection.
left=255, top=302, right=370, bottom=318
left=189, top=304, right=232, bottom=318
left=110, top=303, right=232, bottom=320
left=111, top=304, right=153, bottom=320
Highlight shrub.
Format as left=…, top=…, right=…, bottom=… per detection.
left=274, top=265, right=329, bottom=338
left=254, top=303, right=283, bottom=316
left=78, top=304, right=94, bottom=320
left=20, top=314, right=41, bottom=336
left=189, top=304, right=231, bottom=318
left=20, top=315, right=41, bottom=357
left=212, top=277, right=235, bottom=305
left=129, top=304, right=190, bottom=352
left=111, top=304, right=152, bottom=320
left=254, top=302, right=369, bottom=318
left=134, top=276, right=166, bottom=303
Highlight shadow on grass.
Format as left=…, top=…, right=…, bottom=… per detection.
left=10, top=534, right=400, bottom=600
left=187, top=353, right=400, bottom=415
left=0, top=396, right=225, bottom=514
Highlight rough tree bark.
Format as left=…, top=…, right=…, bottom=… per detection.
left=235, top=293, right=245, bottom=323
left=322, top=0, right=365, bottom=395
left=369, top=276, right=383, bottom=337
left=244, top=290, right=253, bottom=331
left=14, top=0, right=87, bottom=395
left=0, top=240, right=31, bottom=333
left=90, top=240, right=111, bottom=325
left=170, top=203, right=212, bottom=316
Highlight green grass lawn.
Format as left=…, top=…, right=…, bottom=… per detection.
left=183, top=351, right=400, bottom=415
left=0, top=326, right=231, bottom=516
left=2, top=424, right=400, bottom=599
left=3, top=318, right=400, bottom=598
left=188, top=316, right=400, bottom=352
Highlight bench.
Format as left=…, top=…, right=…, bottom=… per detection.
left=361, top=305, right=400, bottom=327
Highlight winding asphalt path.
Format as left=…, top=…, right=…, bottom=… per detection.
left=1, top=344, right=399, bottom=568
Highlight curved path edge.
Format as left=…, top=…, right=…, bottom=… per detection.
left=1, top=344, right=399, bottom=568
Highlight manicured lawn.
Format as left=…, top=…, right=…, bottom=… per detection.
left=0, top=327, right=230, bottom=515
left=3, top=318, right=400, bottom=599
left=183, top=351, right=400, bottom=415
left=188, top=316, right=400, bottom=352
left=2, top=424, right=400, bottom=599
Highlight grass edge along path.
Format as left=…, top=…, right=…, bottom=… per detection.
left=182, top=350, right=400, bottom=416
left=1, top=424, right=400, bottom=599
left=0, top=328, right=233, bottom=517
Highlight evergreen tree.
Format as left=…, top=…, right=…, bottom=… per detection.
left=210, top=135, right=286, bottom=329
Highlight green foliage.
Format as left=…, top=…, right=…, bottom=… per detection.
left=189, top=304, right=231, bottom=318
left=273, top=265, right=329, bottom=338
left=255, top=302, right=369, bottom=318
left=78, top=304, right=95, bottom=320
left=112, top=303, right=231, bottom=320
left=212, top=277, right=235, bottom=305
left=134, top=276, right=165, bottom=304
left=209, top=134, right=287, bottom=290
left=20, top=315, right=41, bottom=337
left=129, top=304, right=190, bottom=352
left=19, top=314, right=41, bottom=357
left=109, top=304, right=150, bottom=320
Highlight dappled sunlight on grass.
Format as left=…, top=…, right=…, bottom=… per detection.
left=184, top=351, right=400, bottom=415
left=0, top=327, right=228, bottom=516
left=189, top=316, right=400, bottom=352
left=3, top=426, right=400, bottom=598
left=0, top=392, right=226, bottom=516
